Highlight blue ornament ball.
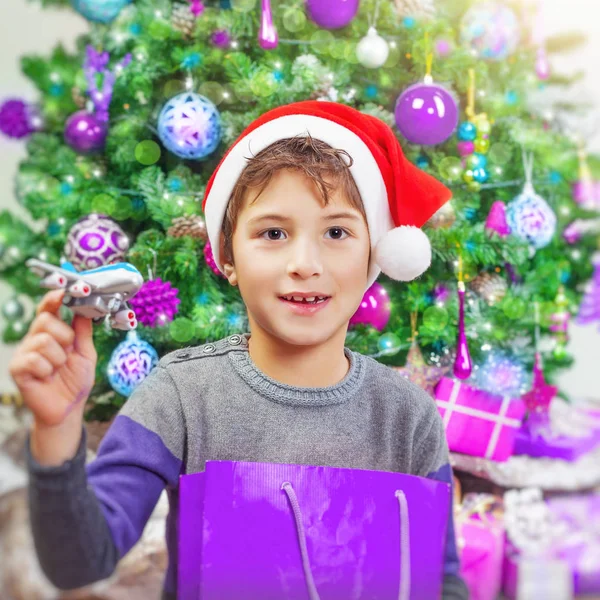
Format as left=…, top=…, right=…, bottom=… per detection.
left=107, top=331, right=159, bottom=397
left=158, top=93, right=221, bottom=160
left=475, top=352, right=529, bottom=397
left=457, top=122, right=477, bottom=141
left=506, top=184, right=557, bottom=249
left=71, top=0, right=131, bottom=23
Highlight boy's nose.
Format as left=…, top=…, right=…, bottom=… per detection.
left=286, top=240, right=324, bottom=279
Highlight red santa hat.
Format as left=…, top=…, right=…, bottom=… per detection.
left=203, top=100, right=451, bottom=288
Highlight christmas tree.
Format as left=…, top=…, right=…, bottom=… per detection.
left=0, top=0, right=598, bottom=420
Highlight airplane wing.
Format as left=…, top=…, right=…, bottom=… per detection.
left=26, top=258, right=97, bottom=297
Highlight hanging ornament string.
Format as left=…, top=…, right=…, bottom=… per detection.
left=146, top=247, right=158, bottom=281
left=410, top=311, right=418, bottom=342
left=367, top=0, right=383, bottom=29
left=424, top=31, right=434, bottom=84
left=465, top=68, right=476, bottom=121
left=453, top=245, right=473, bottom=380
left=521, top=146, right=535, bottom=193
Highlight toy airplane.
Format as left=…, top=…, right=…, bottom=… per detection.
left=26, top=258, right=144, bottom=331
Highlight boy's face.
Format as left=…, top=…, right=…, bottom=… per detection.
left=222, top=169, right=371, bottom=348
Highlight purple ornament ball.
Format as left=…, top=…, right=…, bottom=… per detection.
left=395, top=81, right=459, bottom=146
left=349, top=282, right=391, bottom=332
left=0, top=99, right=40, bottom=139
left=64, top=110, right=107, bottom=153
left=305, top=0, right=359, bottom=29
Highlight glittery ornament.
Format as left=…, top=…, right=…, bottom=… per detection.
left=475, top=351, right=529, bottom=397
left=107, top=331, right=158, bottom=397
left=349, top=282, right=391, bottom=332
left=0, top=99, right=41, bottom=139
left=356, top=27, right=389, bottom=69
left=129, top=278, right=181, bottom=328
left=258, top=0, right=278, bottom=50
left=172, top=3, right=196, bottom=36
left=167, top=215, right=208, bottom=240
left=453, top=281, right=472, bottom=380
left=204, top=240, right=226, bottom=277
left=71, top=0, right=131, bottom=23
left=395, top=79, right=459, bottom=146
left=485, top=201, right=511, bottom=238
left=64, top=213, right=129, bottom=270
left=64, top=111, right=108, bottom=154
left=470, top=272, right=507, bottom=305
left=394, top=0, right=436, bottom=20
left=460, top=2, right=520, bottom=61
left=394, top=341, right=448, bottom=397
left=158, top=92, right=221, bottom=160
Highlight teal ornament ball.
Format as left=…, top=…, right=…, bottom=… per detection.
left=377, top=332, right=402, bottom=355
left=458, top=122, right=477, bottom=141
left=71, top=0, right=131, bottom=23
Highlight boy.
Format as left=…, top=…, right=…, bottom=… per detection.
left=10, top=101, right=468, bottom=599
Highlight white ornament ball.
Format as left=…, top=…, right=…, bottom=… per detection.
left=356, top=27, right=390, bottom=69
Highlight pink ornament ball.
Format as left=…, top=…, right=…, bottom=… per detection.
left=458, top=141, right=475, bottom=157
left=349, top=282, right=391, bottom=332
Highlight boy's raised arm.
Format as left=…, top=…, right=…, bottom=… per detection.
left=26, top=361, right=185, bottom=590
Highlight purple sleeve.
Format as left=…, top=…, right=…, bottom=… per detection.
left=27, top=363, right=184, bottom=590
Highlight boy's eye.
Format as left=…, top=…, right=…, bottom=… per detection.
left=326, top=227, right=349, bottom=240
left=260, top=228, right=286, bottom=241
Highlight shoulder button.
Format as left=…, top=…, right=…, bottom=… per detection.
left=228, top=334, right=242, bottom=346
left=203, top=344, right=216, bottom=354
left=176, top=351, right=191, bottom=359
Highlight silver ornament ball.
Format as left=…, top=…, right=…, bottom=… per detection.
left=356, top=27, right=390, bottom=69
left=2, top=297, right=25, bottom=320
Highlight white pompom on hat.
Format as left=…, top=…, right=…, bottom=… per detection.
left=203, top=100, right=452, bottom=288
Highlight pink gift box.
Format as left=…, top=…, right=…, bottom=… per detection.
left=435, top=377, right=526, bottom=462
left=457, top=496, right=505, bottom=600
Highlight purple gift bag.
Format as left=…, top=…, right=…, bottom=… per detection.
left=178, top=461, right=451, bottom=600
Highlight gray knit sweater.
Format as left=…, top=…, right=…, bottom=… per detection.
left=27, top=332, right=468, bottom=599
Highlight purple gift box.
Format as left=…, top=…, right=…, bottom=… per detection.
left=435, top=377, right=526, bottom=462
left=514, top=419, right=600, bottom=461
left=178, top=461, right=451, bottom=600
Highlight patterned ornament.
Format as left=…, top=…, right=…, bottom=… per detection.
left=349, top=282, right=391, bottom=332
left=394, top=0, right=435, bottom=19
left=64, top=111, right=108, bottom=154
left=506, top=182, right=556, bottom=249
left=356, top=27, right=389, bottom=69
left=470, top=272, right=507, bottom=305
left=157, top=93, right=222, bottom=160
left=427, top=202, right=456, bottom=229
left=522, top=353, right=557, bottom=414
left=394, top=341, right=448, bottom=397
left=64, top=213, right=129, bottom=270
left=204, top=240, right=226, bottom=278
left=107, top=331, right=158, bottom=397
left=577, top=252, right=600, bottom=329
left=0, top=99, right=42, bottom=139
left=129, top=278, right=181, bottom=328
left=475, top=352, right=530, bottom=397
left=167, top=215, right=208, bottom=240
left=71, top=0, right=131, bottom=23
left=171, top=3, right=196, bottom=36
left=395, top=79, right=459, bottom=146
left=460, top=2, right=520, bottom=61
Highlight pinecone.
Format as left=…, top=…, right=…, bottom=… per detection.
left=171, top=3, right=196, bottom=37
left=168, top=215, right=208, bottom=240
left=470, top=272, right=508, bottom=305
left=394, top=0, right=436, bottom=20
left=71, top=86, right=87, bottom=109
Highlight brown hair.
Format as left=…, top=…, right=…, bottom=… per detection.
left=220, top=135, right=367, bottom=264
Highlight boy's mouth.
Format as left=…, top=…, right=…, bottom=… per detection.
left=279, top=294, right=331, bottom=305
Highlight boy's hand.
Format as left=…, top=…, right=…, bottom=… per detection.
left=8, top=289, right=97, bottom=428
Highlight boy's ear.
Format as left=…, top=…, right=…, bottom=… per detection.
left=222, top=261, right=238, bottom=286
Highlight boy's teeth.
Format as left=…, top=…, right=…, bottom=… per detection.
left=283, top=295, right=328, bottom=304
